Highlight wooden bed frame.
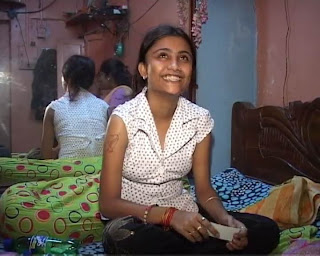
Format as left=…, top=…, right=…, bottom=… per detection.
left=231, top=97, right=320, bottom=185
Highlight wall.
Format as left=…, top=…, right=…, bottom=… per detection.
left=82, top=0, right=184, bottom=77
left=197, top=0, right=257, bottom=174
left=3, top=0, right=182, bottom=153
left=122, top=0, right=183, bottom=73
left=0, top=19, right=10, bottom=150
left=79, top=0, right=183, bottom=93
left=256, top=0, right=320, bottom=106
left=8, top=0, right=83, bottom=153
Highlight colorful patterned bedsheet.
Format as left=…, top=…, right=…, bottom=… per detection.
left=0, top=157, right=104, bottom=244
left=0, top=157, right=103, bottom=186
left=210, top=169, right=320, bottom=254
left=0, top=157, right=190, bottom=245
left=204, top=169, right=320, bottom=238
left=0, top=174, right=104, bottom=244
left=0, top=159, right=320, bottom=254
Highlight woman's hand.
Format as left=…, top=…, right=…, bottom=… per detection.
left=170, top=211, right=219, bottom=243
left=223, top=214, right=248, bottom=251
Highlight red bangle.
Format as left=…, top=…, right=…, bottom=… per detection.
left=167, top=207, right=178, bottom=226
left=143, top=204, right=156, bottom=224
left=161, top=207, right=178, bottom=230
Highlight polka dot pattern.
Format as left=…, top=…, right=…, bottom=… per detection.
left=48, top=89, right=109, bottom=159
left=112, top=88, right=214, bottom=212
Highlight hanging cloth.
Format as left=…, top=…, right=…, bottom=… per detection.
left=31, top=48, right=57, bottom=120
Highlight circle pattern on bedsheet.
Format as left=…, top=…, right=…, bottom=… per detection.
left=0, top=157, right=103, bottom=186
left=190, top=168, right=272, bottom=211
left=0, top=174, right=104, bottom=244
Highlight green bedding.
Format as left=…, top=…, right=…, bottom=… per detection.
left=0, top=157, right=103, bottom=186
left=0, top=157, right=104, bottom=243
left=0, top=173, right=104, bottom=243
left=0, top=157, right=191, bottom=244
left=271, top=225, right=320, bottom=254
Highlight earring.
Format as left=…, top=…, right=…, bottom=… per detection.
left=142, top=75, right=147, bottom=80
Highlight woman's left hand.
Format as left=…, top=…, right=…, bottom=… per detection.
left=224, top=215, right=248, bottom=251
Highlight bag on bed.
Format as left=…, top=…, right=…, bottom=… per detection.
left=241, top=176, right=320, bottom=229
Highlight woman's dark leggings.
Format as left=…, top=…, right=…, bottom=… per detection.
left=102, top=211, right=280, bottom=255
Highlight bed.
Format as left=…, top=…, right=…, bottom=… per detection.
left=230, top=97, right=320, bottom=254
left=231, top=97, right=320, bottom=185
left=190, top=97, right=320, bottom=254
left=0, top=98, right=320, bottom=254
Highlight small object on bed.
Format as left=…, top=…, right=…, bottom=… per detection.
left=241, top=176, right=320, bottom=229
left=208, top=222, right=240, bottom=241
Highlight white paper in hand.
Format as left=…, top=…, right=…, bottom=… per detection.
left=208, top=222, right=240, bottom=241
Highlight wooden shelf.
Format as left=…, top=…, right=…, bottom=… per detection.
left=65, top=9, right=127, bottom=26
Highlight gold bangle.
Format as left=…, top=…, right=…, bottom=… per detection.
left=143, top=205, right=156, bottom=224
left=204, top=196, right=220, bottom=204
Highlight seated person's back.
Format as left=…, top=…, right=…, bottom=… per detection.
left=41, top=55, right=109, bottom=159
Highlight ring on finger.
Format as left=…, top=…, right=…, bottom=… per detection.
left=201, top=216, right=206, bottom=221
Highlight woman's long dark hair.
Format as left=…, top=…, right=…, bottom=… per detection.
left=132, top=24, right=197, bottom=96
left=99, top=58, right=132, bottom=87
left=62, top=55, right=95, bottom=101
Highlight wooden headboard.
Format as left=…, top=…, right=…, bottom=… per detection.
left=231, top=98, right=320, bottom=185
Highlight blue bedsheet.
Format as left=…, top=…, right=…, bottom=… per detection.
left=190, top=168, right=320, bottom=237
left=190, top=168, right=272, bottom=211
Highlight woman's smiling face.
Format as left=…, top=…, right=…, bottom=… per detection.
left=138, top=36, right=193, bottom=97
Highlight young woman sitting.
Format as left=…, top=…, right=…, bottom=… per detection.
left=41, top=55, right=109, bottom=159
left=98, top=25, right=280, bottom=254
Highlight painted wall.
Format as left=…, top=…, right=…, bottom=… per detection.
left=3, top=0, right=181, bottom=153
left=197, top=0, right=257, bottom=174
left=8, top=0, right=83, bottom=153
left=256, top=0, right=320, bottom=106
left=78, top=0, right=183, bottom=94
left=122, top=0, right=183, bottom=73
